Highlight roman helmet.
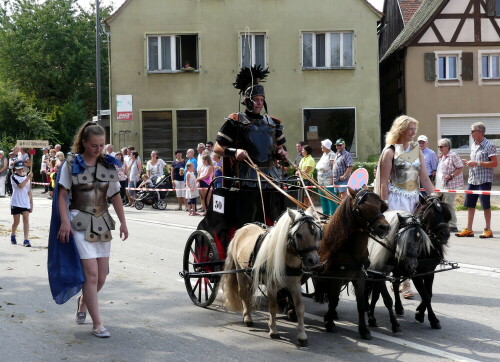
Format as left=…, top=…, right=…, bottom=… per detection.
left=233, top=65, right=270, bottom=113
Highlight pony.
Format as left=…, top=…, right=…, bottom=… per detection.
left=314, top=188, right=391, bottom=340
left=394, top=195, right=451, bottom=328
left=366, top=211, right=432, bottom=333
left=221, top=207, right=322, bottom=346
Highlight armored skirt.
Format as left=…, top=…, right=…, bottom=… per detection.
left=59, top=161, right=120, bottom=259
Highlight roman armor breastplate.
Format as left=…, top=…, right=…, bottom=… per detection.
left=390, top=144, right=421, bottom=193
left=69, top=162, right=118, bottom=242
left=238, top=112, right=276, bottom=167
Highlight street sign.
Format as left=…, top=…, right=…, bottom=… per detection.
left=100, top=109, right=111, bottom=116
left=16, top=140, right=49, bottom=148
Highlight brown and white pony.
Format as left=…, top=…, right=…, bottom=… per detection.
left=222, top=207, right=322, bottom=346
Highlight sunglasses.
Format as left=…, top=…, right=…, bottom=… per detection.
left=437, top=145, right=447, bottom=148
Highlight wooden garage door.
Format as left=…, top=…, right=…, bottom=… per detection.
left=142, top=111, right=173, bottom=161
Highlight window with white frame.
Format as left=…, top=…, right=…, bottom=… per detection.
left=302, top=32, right=354, bottom=69
left=437, top=55, right=457, bottom=80
left=147, top=34, right=198, bottom=73
left=241, top=33, right=266, bottom=68
left=481, top=53, right=500, bottom=79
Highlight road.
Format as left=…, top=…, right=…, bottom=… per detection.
left=1, top=190, right=499, bottom=361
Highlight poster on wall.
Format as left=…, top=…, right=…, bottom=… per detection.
left=116, top=95, right=133, bottom=121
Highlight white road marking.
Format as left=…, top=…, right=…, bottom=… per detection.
left=454, top=263, right=500, bottom=279
left=303, top=312, right=481, bottom=362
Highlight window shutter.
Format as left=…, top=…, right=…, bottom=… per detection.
left=424, top=53, right=436, bottom=81
left=485, top=0, right=495, bottom=17
left=462, top=52, right=473, bottom=80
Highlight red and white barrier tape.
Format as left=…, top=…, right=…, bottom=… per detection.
left=31, top=182, right=500, bottom=195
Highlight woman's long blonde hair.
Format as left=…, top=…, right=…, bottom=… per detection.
left=385, top=115, right=418, bottom=146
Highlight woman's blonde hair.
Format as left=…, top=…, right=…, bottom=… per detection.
left=71, top=121, right=106, bottom=154
left=385, top=115, right=418, bottom=146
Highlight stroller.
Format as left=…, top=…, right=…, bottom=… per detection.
left=134, top=174, right=172, bottom=210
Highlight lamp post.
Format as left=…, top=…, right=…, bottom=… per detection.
left=96, top=0, right=102, bottom=125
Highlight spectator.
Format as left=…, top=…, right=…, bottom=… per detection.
left=127, top=146, right=142, bottom=175
left=418, top=135, right=438, bottom=185
left=185, top=162, right=200, bottom=216
left=456, top=122, right=498, bottom=238
left=186, top=149, right=197, bottom=172
left=332, top=138, right=353, bottom=200
left=5, top=151, right=17, bottom=196
left=54, top=144, right=61, bottom=152
left=18, top=148, right=30, bottom=167
left=126, top=151, right=141, bottom=206
left=146, top=150, right=167, bottom=183
left=315, top=139, right=337, bottom=216
left=10, top=160, right=33, bottom=247
left=196, top=143, right=206, bottom=174
left=105, top=144, right=116, bottom=157
left=138, top=174, right=154, bottom=189
left=40, top=147, right=50, bottom=194
left=48, top=159, right=57, bottom=200
left=213, top=153, right=223, bottom=189
left=114, top=152, right=128, bottom=204
left=49, top=148, right=57, bottom=163
left=121, top=147, right=129, bottom=164
left=297, top=145, right=315, bottom=207
left=0, top=151, right=8, bottom=197
left=196, top=153, right=214, bottom=214
left=55, top=151, right=65, bottom=168
left=435, top=138, right=464, bottom=233
left=294, top=141, right=306, bottom=168
left=171, top=149, right=186, bottom=211
left=205, top=141, right=214, bottom=159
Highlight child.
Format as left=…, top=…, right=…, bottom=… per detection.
left=138, top=174, right=154, bottom=189
left=185, top=163, right=200, bottom=216
left=48, top=159, right=57, bottom=200
left=10, top=160, right=33, bottom=247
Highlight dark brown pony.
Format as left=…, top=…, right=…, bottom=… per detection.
left=315, top=188, right=391, bottom=340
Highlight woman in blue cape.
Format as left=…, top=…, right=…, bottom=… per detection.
left=48, top=121, right=128, bottom=338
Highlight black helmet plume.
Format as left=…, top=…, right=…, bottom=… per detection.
left=233, top=66, right=270, bottom=113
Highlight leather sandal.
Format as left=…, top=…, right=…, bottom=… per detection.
left=75, top=295, right=86, bottom=324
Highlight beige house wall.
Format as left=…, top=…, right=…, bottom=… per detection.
left=107, top=0, right=381, bottom=160
left=405, top=46, right=500, bottom=150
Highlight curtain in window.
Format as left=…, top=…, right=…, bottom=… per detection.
left=448, top=57, right=457, bottom=78
left=438, top=57, right=446, bottom=79
left=330, top=33, right=340, bottom=67
left=492, top=55, right=500, bottom=78
left=161, top=36, right=171, bottom=70
left=254, top=35, right=265, bottom=67
left=343, top=33, right=353, bottom=67
left=302, top=33, right=313, bottom=68
left=241, top=35, right=252, bottom=68
left=148, top=37, right=159, bottom=71
left=482, top=55, right=489, bottom=78
left=315, top=33, right=325, bottom=67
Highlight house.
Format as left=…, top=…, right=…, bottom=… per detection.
left=379, top=0, right=500, bottom=177
left=105, top=0, right=382, bottom=161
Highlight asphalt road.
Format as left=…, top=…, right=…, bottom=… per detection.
left=1, top=190, right=499, bottom=361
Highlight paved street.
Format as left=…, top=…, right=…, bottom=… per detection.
left=1, top=189, right=499, bottom=361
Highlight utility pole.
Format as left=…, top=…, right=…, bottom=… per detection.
left=96, top=0, right=102, bottom=125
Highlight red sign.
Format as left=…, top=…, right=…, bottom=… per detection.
left=117, top=112, right=133, bottom=121
left=28, top=148, right=36, bottom=155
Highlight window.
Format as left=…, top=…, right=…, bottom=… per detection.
left=241, top=33, right=266, bottom=68
left=437, top=55, right=457, bottom=80
left=302, top=32, right=353, bottom=69
left=497, top=0, right=500, bottom=15
left=439, top=115, right=500, bottom=153
left=478, top=50, right=500, bottom=85
left=303, top=108, right=356, bottom=158
left=147, top=34, right=198, bottom=73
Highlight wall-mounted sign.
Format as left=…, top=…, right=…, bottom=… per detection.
left=116, top=95, right=133, bottom=121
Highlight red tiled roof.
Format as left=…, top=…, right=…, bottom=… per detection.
left=400, top=0, right=423, bottom=24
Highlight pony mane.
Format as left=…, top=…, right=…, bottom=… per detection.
left=319, top=195, right=354, bottom=262
left=252, top=209, right=295, bottom=293
left=369, top=210, right=433, bottom=271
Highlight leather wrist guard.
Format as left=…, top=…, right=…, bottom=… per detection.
left=224, top=148, right=237, bottom=157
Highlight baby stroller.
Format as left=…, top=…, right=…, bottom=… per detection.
left=134, top=174, right=172, bottom=210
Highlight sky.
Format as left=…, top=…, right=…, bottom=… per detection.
left=81, top=0, right=384, bottom=12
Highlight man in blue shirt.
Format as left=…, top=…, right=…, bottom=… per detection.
left=418, top=135, right=438, bottom=182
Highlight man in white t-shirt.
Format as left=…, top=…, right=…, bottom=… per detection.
left=196, top=143, right=205, bottom=174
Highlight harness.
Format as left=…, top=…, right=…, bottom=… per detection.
left=416, top=197, right=448, bottom=248
left=353, top=190, right=386, bottom=238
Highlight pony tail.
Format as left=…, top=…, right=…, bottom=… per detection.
left=221, top=242, right=244, bottom=312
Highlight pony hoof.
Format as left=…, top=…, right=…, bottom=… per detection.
left=325, top=322, right=337, bottom=333
left=360, top=331, right=372, bottom=340
left=395, top=308, right=404, bottom=316
left=270, top=333, right=281, bottom=340
left=287, top=310, right=298, bottom=323
left=244, top=321, right=254, bottom=327
left=431, top=321, right=442, bottom=329
left=297, top=338, right=308, bottom=347
left=415, top=312, right=424, bottom=323
left=392, top=325, right=401, bottom=333
left=368, top=318, right=378, bottom=328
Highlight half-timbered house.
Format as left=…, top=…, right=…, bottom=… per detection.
left=379, top=0, right=500, bottom=177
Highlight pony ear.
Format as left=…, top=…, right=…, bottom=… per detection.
left=288, top=208, right=298, bottom=221
left=348, top=187, right=356, bottom=198
left=305, top=206, right=315, bottom=217
left=419, top=194, right=426, bottom=205
left=397, top=213, right=405, bottom=223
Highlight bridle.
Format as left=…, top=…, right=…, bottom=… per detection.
left=353, top=190, right=386, bottom=237
left=416, top=197, right=449, bottom=242
left=287, top=210, right=322, bottom=260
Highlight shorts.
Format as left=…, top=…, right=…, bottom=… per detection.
left=174, top=180, right=186, bottom=198
left=199, top=180, right=210, bottom=188
left=187, top=198, right=197, bottom=205
left=11, top=206, right=30, bottom=215
left=334, top=178, right=348, bottom=193
left=464, top=182, right=492, bottom=210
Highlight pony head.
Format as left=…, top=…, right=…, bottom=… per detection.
left=287, top=207, right=322, bottom=269
left=416, top=194, right=451, bottom=250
